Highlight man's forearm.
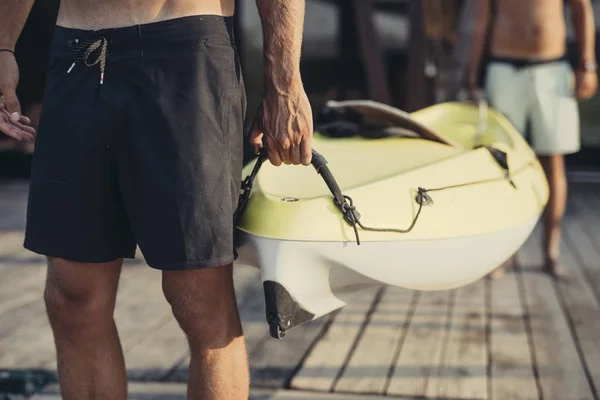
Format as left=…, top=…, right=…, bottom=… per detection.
left=256, top=0, right=305, bottom=96
left=0, top=0, right=36, bottom=50
left=571, top=0, right=596, bottom=65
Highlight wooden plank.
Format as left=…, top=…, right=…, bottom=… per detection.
left=0, top=231, right=26, bottom=256
left=33, top=383, right=423, bottom=400
left=1, top=261, right=157, bottom=369
left=489, top=269, right=538, bottom=399
left=571, top=184, right=600, bottom=249
left=404, top=0, right=429, bottom=111
left=352, top=0, right=392, bottom=104
left=515, top=226, right=595, bottom=400
left=289, top=288, right=381, bottom=392
left=333, top=287, right=416, bottom=394
left=565, top=187, right=600, bottom=298
left=557, top=214, right=600, bottom=395
left=0, top=250, right=47, bottom=315
left=248, top=314, right=329, bottom=389
left=386, top=289, right=453, bottom=397
left=425, top=279, right=488, bottom=400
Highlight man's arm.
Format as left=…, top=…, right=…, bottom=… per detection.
left=570, top=0, right=596, bottom=68
left=570, top=0, right=597, bottom=100
left=0, top=0, right=37, bottom=140
left=256, top=0, right=305, bottom=97
left=0, top=0, right=35, bottom=51
left=250, top=0, right=313, bottom=166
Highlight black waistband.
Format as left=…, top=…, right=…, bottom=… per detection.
left=488, top=55, right=567, bottom=69
left=50, top=15, right=235, bottom=62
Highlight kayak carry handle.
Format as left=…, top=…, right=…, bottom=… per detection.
left=235, top=147, right=361, bottom=229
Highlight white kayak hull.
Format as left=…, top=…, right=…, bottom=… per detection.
left=235, top=213, right=539, bottom=338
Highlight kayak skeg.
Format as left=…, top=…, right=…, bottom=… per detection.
left=234, top=100, right=549, bottom=339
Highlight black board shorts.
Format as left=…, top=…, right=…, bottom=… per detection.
left=24, top=15, right=247, bottom=270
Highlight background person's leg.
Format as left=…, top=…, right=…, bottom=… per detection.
left=530, top=61, right=580, bottom=278
left=44, top=257, right=127, bottom=400
left=537, top=155, right=568, bottom=275
left=162, top=265, right=249, bottom=400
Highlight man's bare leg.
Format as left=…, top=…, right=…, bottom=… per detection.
left=487, top=254, right=516, bottom=280
left=538, top=154, right=568, bottom=278
left=44, top=257, right=126, bottom=400
left=162, top=264, right=249, bottom=400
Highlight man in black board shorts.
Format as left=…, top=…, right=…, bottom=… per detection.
left=0, top=0, right=313, bottom=398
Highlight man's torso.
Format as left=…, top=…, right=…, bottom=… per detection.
left=56, top=0, right=234, bottom=30
left=490, top=0, right=567, bottom=60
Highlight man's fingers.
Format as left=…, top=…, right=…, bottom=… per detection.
left=0, top=121, right=33, bottom=141
left=19, top=115, right=31, bottom=125
left=1, top=87, right=22, bottom=122
left=0, top=109, right=35, bottom=135
left=248, top=120, right=264, bottom=154
left=13, top=120, right=36, bottom=135
left=300, top=137, right=312, bottom=166
left=264, top=137, right=282, bottom=166
left=290, top=144, right=302, bottom=165
left=277, top=138, right=292, bottom=165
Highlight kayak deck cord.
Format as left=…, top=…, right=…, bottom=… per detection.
left=235, top=147, right=533, bottom=246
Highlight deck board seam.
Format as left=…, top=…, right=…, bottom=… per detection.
left=427, top=288, right=456, bottom=397
left=281, top=309, right=339, bottom=390
left=552, top=270, right=599, bottom=400
left=382, top=290, right=420, bottom=395
left=514, top=260, right=543, bottom=400
left=331, top=287, right=385, bottom=393
left=565, top=204, right=600, bottom=307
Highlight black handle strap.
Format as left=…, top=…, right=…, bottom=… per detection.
left=234, top=148, right=361, bottom=233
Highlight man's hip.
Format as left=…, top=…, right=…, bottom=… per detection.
left=484, top=58, right=579, bottom=156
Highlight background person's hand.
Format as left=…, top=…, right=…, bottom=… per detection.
left=467, top=83, right=483, bottom=104
left=0, top=51, right=35, bottom=141
left=249, top=82, right=313, bottom=166
left=575, top=69, right=598, bottom=101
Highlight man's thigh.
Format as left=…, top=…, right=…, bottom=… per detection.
left=484, top=62, right=529, bottom=134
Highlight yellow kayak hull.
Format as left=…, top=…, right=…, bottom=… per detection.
left=237, top=102, right=548, bottom=243
left=234, top=101, right=549, bottom=339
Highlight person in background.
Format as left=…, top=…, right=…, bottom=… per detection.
left=464, top=0, right=597, bottom=279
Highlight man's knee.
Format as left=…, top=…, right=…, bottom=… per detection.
left=162, top=265, right=242, bottom=348
left=44, top=257, right=121, bottom=332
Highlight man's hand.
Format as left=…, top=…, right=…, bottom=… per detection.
left=575, top=68, right=598, bottom=100
left=249, top=82, right=313, bottom=166
left=0, top=51, right=35, bottom=141
left=254, top=0, right=312, bottom=166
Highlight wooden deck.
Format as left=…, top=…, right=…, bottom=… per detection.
left=1, top=178, right=600, bottom=399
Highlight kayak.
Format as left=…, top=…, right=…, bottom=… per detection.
left=234, top=100, right=549, bottom=339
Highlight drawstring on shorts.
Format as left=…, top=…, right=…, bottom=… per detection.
left=67, top=37, right=109, bottom=84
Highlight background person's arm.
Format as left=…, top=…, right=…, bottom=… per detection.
left=0, top=0, right=37, bottom=140
left=249, top=0, right=313, bottom=166
left=570, top=0, right=598, bottom=100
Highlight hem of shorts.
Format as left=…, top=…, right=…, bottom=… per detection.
left=533, top=147, right=581, bottom=156
left=23, top=240, right=136, bottom=264
left=145, top=254, right=237, bottom=271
